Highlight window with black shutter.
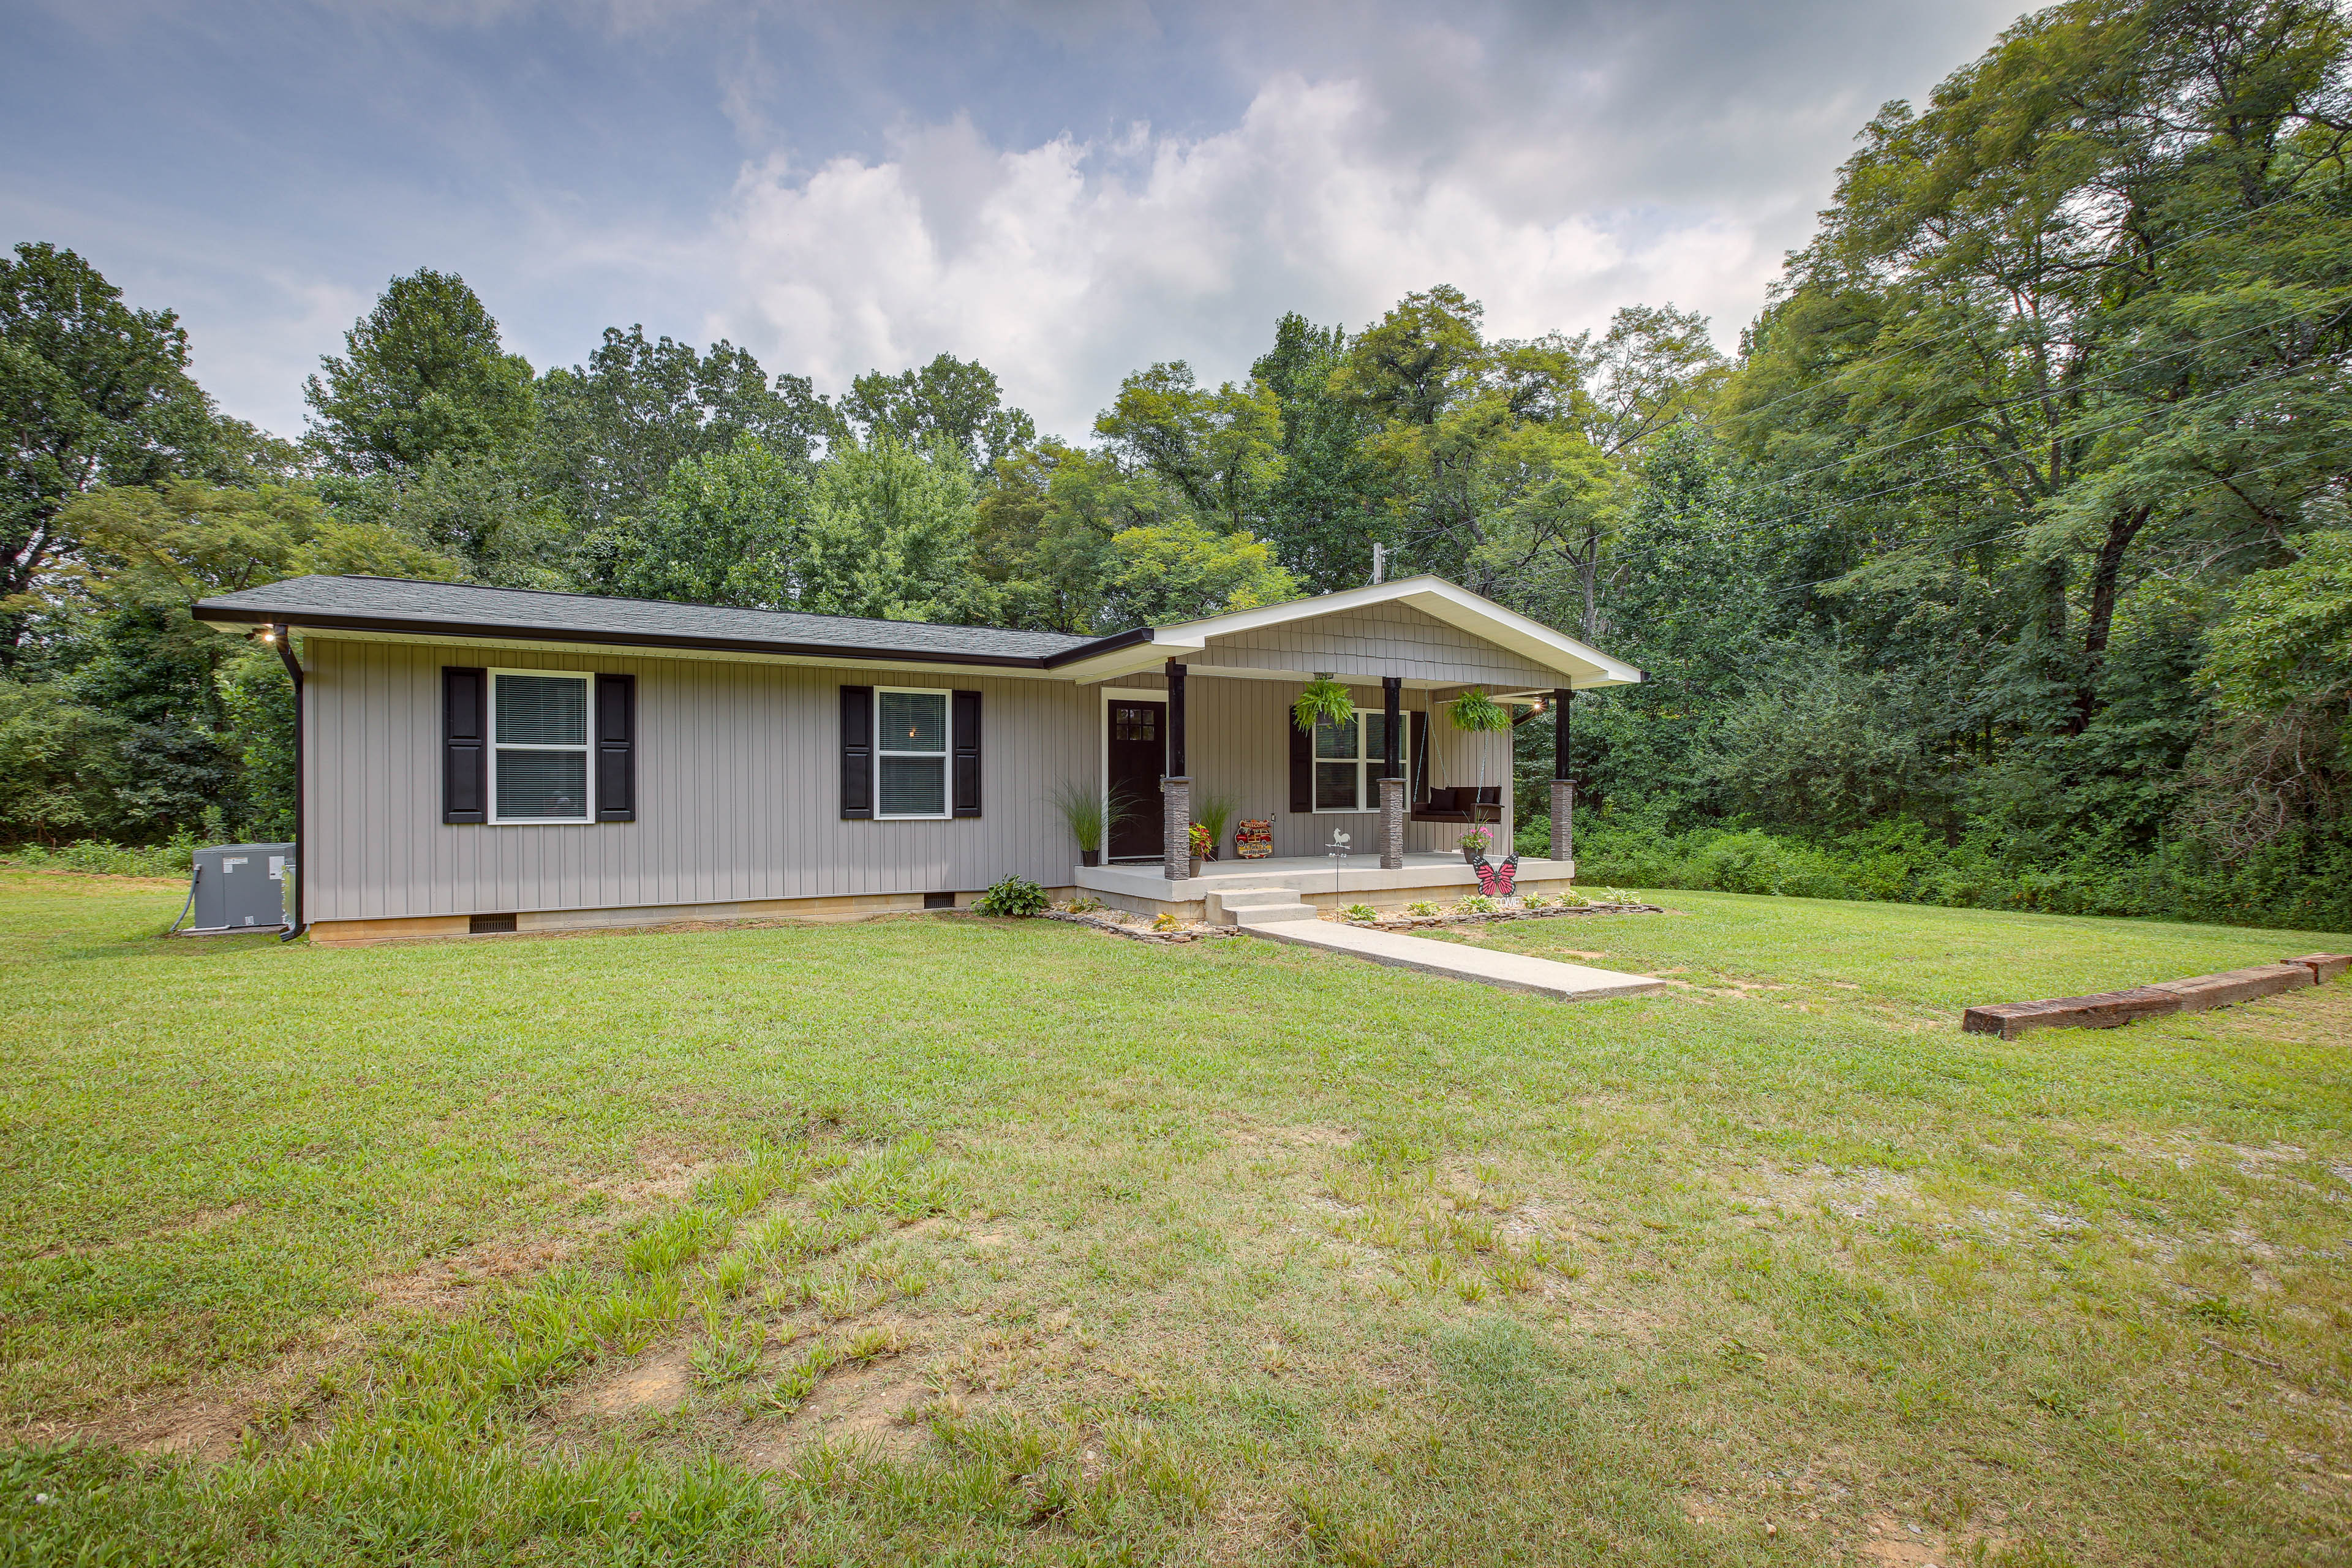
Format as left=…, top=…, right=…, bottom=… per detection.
left=443, top=666, right=487, bottom=824
left=840, top=685, right=873, bottom=819
left=952, top=690, right=981, bottom=817
left=595, top=673, right=636, bottom=821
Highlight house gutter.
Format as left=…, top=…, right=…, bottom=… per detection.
left=192, top=604, right=1118, bottom=671
left=266, top=623, right=306, bottom=941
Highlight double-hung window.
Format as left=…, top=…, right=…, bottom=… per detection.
left=490, top=670, right=592, bottom=823
left=1311, top=707, right=1392, bottom=812
left=876, top=688, right=951, bottom=819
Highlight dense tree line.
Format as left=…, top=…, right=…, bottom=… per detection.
left=3, top=0, right=2345, bottom=927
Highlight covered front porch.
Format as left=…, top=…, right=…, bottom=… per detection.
left=1073, top=851, right=1578, bottom=921
left=1038, top=576, right=1644, bottom=906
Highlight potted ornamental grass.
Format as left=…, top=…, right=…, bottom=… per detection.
left=1054, top=779, right=1136, bottom=868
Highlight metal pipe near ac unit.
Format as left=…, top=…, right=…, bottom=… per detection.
left=266, top=622, right=306, bottom=941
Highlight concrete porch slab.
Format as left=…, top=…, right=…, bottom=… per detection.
left=1074, top=853, right=1576, bottom=918
left=1239, top=918, right=1667, bottom=1001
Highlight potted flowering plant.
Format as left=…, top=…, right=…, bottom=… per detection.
left=1458, top=825, right=1493, bottom=864
left=1188, top=820, right=1213, bottom=877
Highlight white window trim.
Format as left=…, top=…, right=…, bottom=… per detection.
left=874, top=685, right=954, bottom=821
left=486, top=667, right=594, bottom=826
left=1310, top=705, right=1400, bottom=815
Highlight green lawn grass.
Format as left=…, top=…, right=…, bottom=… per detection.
left=2, top=870, right=2347, bottom=1566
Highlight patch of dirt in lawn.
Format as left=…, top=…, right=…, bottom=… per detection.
left=774, top=1358, right=931, bottom=1457
left=1755, top=1164, right=1920, bottom=1221
left=37, top=1345, right=349, bottom=1463
left=1853, top=1509, right=2010, bottom=1566
left=571, top=1343, right=696, bottom=1417
left=1227, top=1118, right=1356, bottom=1154
left=371, top=1236, right=577, bottom=1314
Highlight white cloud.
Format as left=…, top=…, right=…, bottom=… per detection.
left=715, top=74, right=1790, bottom=440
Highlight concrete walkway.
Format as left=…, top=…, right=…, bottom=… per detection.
left=1240, top=918, right=1668, bottom=1001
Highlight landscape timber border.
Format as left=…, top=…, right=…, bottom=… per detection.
left=1962, top=954, right=2350, bottom=1040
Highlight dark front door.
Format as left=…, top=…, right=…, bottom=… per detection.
left=1106, top=701, right=1166, bottom=861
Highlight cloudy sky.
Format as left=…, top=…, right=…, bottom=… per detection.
left=2, top=0, right=2024, bottom=444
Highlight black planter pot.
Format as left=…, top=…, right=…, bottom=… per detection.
left=1079, top=849, right=1101, bottom=867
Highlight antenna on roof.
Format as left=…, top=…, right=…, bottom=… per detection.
left=1371, top=542, right=1385, bottom=586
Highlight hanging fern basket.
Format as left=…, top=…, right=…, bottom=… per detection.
left=1445, top=687, right=1512, bottom=733
left=1293, top=674, right=1354, bottom=734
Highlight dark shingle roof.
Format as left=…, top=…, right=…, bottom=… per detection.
left=192, top=575, right=1121, bottom=667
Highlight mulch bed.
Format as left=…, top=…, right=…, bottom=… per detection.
left=1041, top=908, right=1243, bottom=944
left=1339, top=901, right=1665, bottom=932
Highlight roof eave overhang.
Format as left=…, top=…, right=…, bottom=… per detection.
left=191, top=604, right=1072, bottom=671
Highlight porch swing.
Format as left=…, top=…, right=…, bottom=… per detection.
left=1406, top=693, right=1503, bottom=825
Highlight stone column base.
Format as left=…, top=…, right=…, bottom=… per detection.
left=1162, top=776, right=1191, bottom=881
left=1378, top=776, right=1405, bottom=869
left=1550, top=779, right=1575, bottom=864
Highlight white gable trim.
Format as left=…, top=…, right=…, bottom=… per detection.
left=1060, top=576, right=1642, bottom=688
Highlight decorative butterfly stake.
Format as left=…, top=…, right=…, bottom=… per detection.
left=1494, top=854, right=1517, bottom=899
left=1474, top=856, right=1499, bottom=897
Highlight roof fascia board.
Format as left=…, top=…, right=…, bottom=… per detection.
left=197, top=620, right=1072, bottom=682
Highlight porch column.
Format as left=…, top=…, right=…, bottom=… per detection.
left=1379, top=676, right=1404, bottom=870
left=1163, top=661, right=1189, bottom=881
left=1550, top=687, right=1574, bottom=865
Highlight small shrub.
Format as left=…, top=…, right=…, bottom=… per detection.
left=1063, top=894, right=1105, bottom=913
left=973, top=875, right=1048, bottom=917
left=0, top=832, right=199, bottom=878
left=1404, top=900, right=1440, bottom=917
left=1454, top=894, right=1499, bottom=916
left=1343, top=903, right=1379, bottom=922
left=1520, top=893, right=1552, bottom=910
left=1150, top=911, right=1183, bottom=932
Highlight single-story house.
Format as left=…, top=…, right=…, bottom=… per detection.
left=192, top=573, right=1641, bottom=944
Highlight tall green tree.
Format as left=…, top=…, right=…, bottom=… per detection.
left=303, top=269, right=537, bottom=473
left=598, top=435, right=809, bottom=609
left=536, top=326, right=828, bottom=553
left=6, top=481, right=453, bottom=844
left=1092, top=361, right=1284, bottom=532
left=0, top=243, right=221, bottom=658
left=837, top=353, right=1035, bottom=470
left=1250, top=312, right=1382, bottom=592
left=796, top=435, right=993, bottom=622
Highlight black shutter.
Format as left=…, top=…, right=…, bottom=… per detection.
left=952, top=690, right=981, bottom=817
left=443, top=667, right=487, bottom=824
left=595, top=673, right=636, bottom=822
left=1289, top=712, right=1311, bottom=813
left=1411, top=710, right=1430, bottom=805
left=840, top=685, right=873, bottom=819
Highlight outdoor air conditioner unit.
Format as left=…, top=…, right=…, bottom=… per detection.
left=170, top=843, right=295, bottom=935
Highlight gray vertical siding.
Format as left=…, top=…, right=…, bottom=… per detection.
left=1187, top=602, right=1560, bottom=688
left=300, top=636, right=1527, bottom=922
left=303, top=637, right=1096, bottom=922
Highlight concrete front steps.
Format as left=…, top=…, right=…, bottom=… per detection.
left=1204, top=888, right=1321, bottom=927
left=1238, top=916, right=1668, bottom=1002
